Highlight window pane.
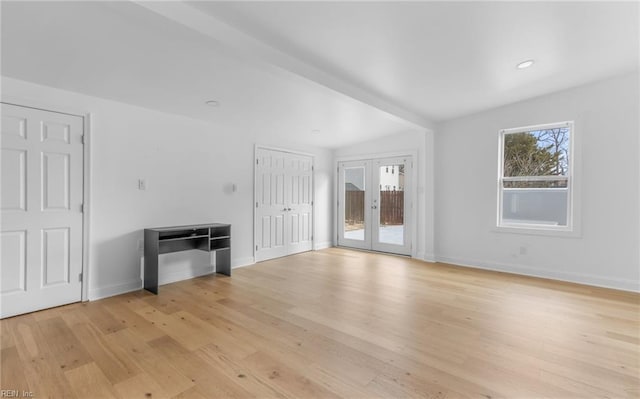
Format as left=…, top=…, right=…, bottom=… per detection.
left=344, top=167, right=365, bottom=240
left=379, top=164, right=404, bottom=245
left=502, top=189, right=568, bottom=226
left=503, top=128, right=569, bottom=177
left=503, top=180, right=568, bottom=188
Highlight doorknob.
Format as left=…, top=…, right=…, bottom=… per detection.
left=287, top=208, right=292, bottom=211
left=371, top=205, right=377, bottom=209
left=282, top=208, right=288, bottom=211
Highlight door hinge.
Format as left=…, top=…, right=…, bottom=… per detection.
left=256, top=202, right=258, bottom=208
left=81, top=135, right=85, bottom=144
left=256, top=159, right=259, bottom=165
left=78, top=272, right=83, bottom=282
left=311, top=200, right=314, bottom=206
left=256, top=245, right=258, bottom=251
left=80, top=204, right=84, bottom=213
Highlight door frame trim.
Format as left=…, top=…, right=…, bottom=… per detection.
left=253, top=144, right=315, bottom=262
left=1, top=97, right=92, bottom=302
left=335, top=150, right=418, bottom=258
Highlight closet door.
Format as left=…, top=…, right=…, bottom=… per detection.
left=286, top=153, right=313, bottom=255
left=255, top=148, right=314, bottom=262
left=255, top=148, right=288, bottom=262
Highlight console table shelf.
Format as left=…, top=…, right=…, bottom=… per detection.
left=144, top=223, right=231, bottom=294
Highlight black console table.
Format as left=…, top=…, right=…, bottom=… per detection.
left=144, top=223, right=231, bottom=294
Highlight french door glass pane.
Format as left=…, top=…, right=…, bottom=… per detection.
left=378, top=164, right=404, bottom=245
left=344, top=167, right=365, bottom=241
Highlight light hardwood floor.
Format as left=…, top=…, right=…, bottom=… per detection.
left=1, top=247, right=639, bottom=398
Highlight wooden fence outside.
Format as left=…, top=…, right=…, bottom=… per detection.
left=344, top=191, right=404, bottom=225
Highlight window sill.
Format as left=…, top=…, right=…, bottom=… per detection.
left=493, top=224, right=581, bottom=238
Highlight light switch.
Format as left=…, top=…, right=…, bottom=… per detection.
left=138, top=179, right=146, bottom=190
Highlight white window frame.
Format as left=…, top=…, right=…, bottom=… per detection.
left=496, top=121, right=580, bottom=236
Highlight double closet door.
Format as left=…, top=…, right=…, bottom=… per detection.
left=255, top=148, right=313, bottom=262
left=338, top=156, right=412, bottom=256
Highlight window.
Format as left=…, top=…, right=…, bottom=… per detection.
left=498, top=121, right=574, bottom=231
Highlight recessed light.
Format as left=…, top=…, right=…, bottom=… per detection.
left=516, top=60, right=535, bottom=69
left=205, top=100, right=220, bottom=107
left=311, top=129, right=321, bottom=134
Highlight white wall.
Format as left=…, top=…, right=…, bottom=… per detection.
left=1, top=77, right=333, bottom=300
left=333, top=130, right=435, bottom=261
left=435, top=72, right=640, bottom=291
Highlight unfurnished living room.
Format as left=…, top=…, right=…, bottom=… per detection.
left=1, top=1, right=639, bottom=398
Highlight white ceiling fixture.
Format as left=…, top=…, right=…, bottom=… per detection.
left=516, top=60, right=535, bottom=70
left=205, top=100, right=220, bottom=107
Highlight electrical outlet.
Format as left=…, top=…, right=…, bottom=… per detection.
left=138, top=179, right=146, bottom=190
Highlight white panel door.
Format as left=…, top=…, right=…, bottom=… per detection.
left=255, top=148, right=313, bottom=262
left=287, top=153, right=313, bottom=255
left=255, top=148, right=288, bottom=262
left=1, top=103, right=84, bottom=318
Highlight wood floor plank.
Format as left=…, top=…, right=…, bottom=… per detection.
left=4, top=315, right=78, bottom=398
left=80, top=301, right=128, bottom=335
left=34, top=316, right=93, bottom=371
left=113, top=372, right=171, bottom=399
left=104, top=329, right=195, bottom=398
left=1, top=346, right=30, bottom=392
left=103, top=296, right=167, bottom=342
left=64, top=362, right=119, bottom=399
left=241, top=350, right=342, bottom=398
left=71, top=322, right=142, bottom=385
left=1, top=247, right=638, bottom=398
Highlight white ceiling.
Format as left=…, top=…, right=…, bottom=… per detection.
left=189, top=1, right=639, bottom=121
left=2, top=1, right=638, bottom=147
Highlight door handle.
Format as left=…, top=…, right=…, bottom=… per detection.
left=371, top=205, right=377, bottom=209
left=282, top=208, right=288, bottom=212
left=287, top=208, right=292, bottom=211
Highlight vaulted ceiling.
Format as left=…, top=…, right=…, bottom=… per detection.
left=2, top=1, right=637, bottom=147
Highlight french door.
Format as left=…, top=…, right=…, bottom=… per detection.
left=1, top=103, right=84, bottom=318
left=255, top=147, right=313, bottom=262
left=338, top=157, right=412, bottom=255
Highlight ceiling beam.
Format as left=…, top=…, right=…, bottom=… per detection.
left=133, top=1, right=434, bottom=131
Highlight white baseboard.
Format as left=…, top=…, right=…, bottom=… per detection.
left=159, top=265, right=214, bottom=286
left=232, top=257, right=255, bottom=269
left=314, top=241, right=333, bottom=250
left=416, top=252, right=436, bottom=262
left=435, top=255, right=640, bottom=293
left=88, top=279, right=142, bottom=301
left=89, top=256, right=255, bottom=301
